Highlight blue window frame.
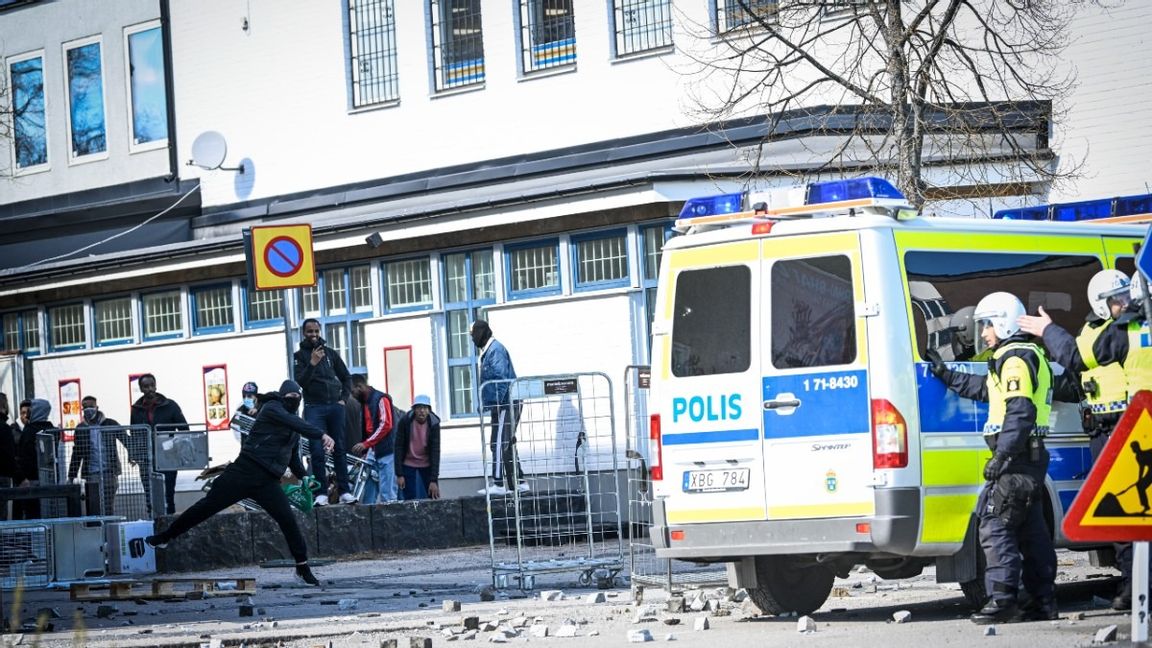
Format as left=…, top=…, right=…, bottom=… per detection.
left=93, top=296, right=134, bottom=347
left=382, top=256, right=434, bottom=313
left=191, top=284, right=236, bottom=335
left=442, top=248, right=495, bottom=417
left=47, top=303, right=87, bottom=352
left=242, top=283, right=285, bottom=329
left=715, top=0, right=777, bottom=33
left=1, top=309, right=41, bottom=356
left=505, top=239, right=561, bottom=299
left=8, top=53, right=48, bottom=170
left=640, top=222, right=673, bottom=358
left=298, top=265, right=373, bottom=373
left=63, top=38, right=107, bottom=159
left=125, top=22, right=169, bottom=149
left=572, top=229, right=630, bottom=291
left=140, top=289, right=184, bottom=341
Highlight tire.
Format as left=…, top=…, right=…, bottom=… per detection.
left=746, top=556, right=835, bottom=616
left=959, top=544, right=987, bottom=609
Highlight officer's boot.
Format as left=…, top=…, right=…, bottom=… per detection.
left=970, top=598, right=1020, bottom=625
left=1018, top=597, right=1058, bottom=621
left=1113, top=580, right=1132, bottom=611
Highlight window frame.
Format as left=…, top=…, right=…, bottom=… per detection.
left=505, top=238, right=562, bottom=299
left=6, top=49, right=50, bottom=174
left=769, top=255, right=858, bottom=370
left=428, top=0, right=486, bottom=92
left=242, top=283, right=285, bottom=329
left=382, top=256, right=435, bottom=313
left=442, top=247, right=496, bottom=418
left=714, top=0, right=778, bottom=34
left=345, top=0, right=401, bottom=109
left=93, top=295, right=135, bottom=347
left=611, top=0, right=673, bottom=58
left=571, top=228, right=630, bottom=292
left=1, top=309, right=42, bottom=356
left=140, top=289, right=185, bottom=342
left=61, top=34, right=109, bottom=163
left=190, top=282, right=237, bottom=336
left=47, top=302, right=88, bottom=352
left=296, top=264, right=374, bottom=374
left=123, top=20, right=168, bottom=153
left=517, top=0, right=576, bottom=75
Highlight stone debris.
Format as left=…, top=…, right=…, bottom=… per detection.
left=479, top=587, right=497, bottom=602
left=556, top=624, right=579, bottom=637
left=730, top=589, right=748, bottom=603
left=1094, top=625, right=1118, bottom=644
left=983, top=627, right=996, bottom=636
left=666, top=597, right=685, bottom=613
left=442, top=627, right=459, bottom=638
left=510, top=616, right=529, bottom=628
left=410, top=638, right=433, bottom=648
left=705, top=599, right=721, bottom=613
left=463, top=616, right=480, bottom=630
left=380, top=639, right=398, bottom=648
left=693, top=617, right=709, bottom=631
left=665, top=633, right=677, bottom=641
left=627, top=629, right=654, bottom=642
left=587, top=592, right=608, bottom=604
left=663, top=618, right=681, bottom=626
left=541, top=590, right=564, bottom=601
left=96, top=605, right=118, bottom=619
left=338, top=599, right=359, bottom=611
left=892, top=610, right=912, bottom=624
left=487, top=635, right=508, bottom=644
left=35, top=607, right=61, bottom=619
left=1069, top=612, right=1085, bottom=621
left=797, top=615, right=817, bottom=633
left=462, top=630, right=478, bottom=641
left=238, top=605, right=255, bottom=617
left=529, top=623, right=549, bottom=638
left=482, top=620, right=499, bottom=632
left=444, top=600, right=462, bottom=612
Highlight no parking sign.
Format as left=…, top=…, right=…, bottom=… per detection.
left=244, top=224, right=317, bottom=290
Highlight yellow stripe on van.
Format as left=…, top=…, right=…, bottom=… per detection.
left=894, top=230, right=1108, bottom=254
left=667, top=241, right=760, bottom=270
left=667, top=507, right=766, bottom=524
left=767, top=501, right=874, bottom=519
left=921, top=493, right=978, bottom=544
left=922, top=448, right=987, bottom=487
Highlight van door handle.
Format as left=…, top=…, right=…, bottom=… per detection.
left=764, top=398, right=801, bottom=409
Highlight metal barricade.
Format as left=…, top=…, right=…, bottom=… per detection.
left=622, top=365, right=725, bottom=597
left=56, top=424, right=158, bottom=520
left=480, top=373, right=625, bottom=590
left=0, top=521, right=52, bottom=590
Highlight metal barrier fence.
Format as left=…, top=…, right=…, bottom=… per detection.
left=35, top=424, right=158, bottom=521
left=622, top=365, right=725, bottom=596
left=480, top=373, right=625, bottom=590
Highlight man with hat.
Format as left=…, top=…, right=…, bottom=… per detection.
left=394, top=395, right=441, bottom=500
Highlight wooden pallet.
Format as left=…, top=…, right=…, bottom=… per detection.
left=70, top=577, right=257, bottom=601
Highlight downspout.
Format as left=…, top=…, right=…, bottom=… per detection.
left=160, top=0, right=179, bottom=183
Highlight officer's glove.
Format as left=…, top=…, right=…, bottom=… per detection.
left=923, top=348, right=949, bottom=379
left=983, top=452, right=1012, bottom=482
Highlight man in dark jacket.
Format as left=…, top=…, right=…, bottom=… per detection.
left=130, top=374, right=188, bottom=515
left=68, top=395, right=128, bottom=516
left=14, top=399, right=53, bottom=520
left=394, top=395, right=441, bottom=500
left=147, top=380, right=333, bottom=586
left=0, top=392, right=18, bottom=520
left=293, top=318, right=355, bottom=506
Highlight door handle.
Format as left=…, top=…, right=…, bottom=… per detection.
left=764, top=398, right=801, bottom=410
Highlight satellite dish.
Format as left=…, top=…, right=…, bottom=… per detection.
left=189, top=131, right=245, bottom=173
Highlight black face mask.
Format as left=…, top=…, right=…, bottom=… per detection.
left=83, top=407, right=100, bottom=423
left=283, top=396, right=301, bottom=413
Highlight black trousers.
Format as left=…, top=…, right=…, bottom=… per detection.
left=488, top=403, right=525, bottom=486
left=157, top=455, right=308, bottom=562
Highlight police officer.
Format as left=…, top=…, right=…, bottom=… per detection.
left=1019, top=269, right=1151, bottom=609
left=927, top=291, right=1058, bottom=623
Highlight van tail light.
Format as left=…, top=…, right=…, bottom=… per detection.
left=649, top=414, right=664, bottom=481
left=871, top=398, right=908, bottom=469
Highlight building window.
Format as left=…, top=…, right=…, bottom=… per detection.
left=573, top=230, right=629, bottom=290
left=717, top=0, right=777, bottom=32
left=640, top=224, right=672, bottom=349
left=7, top=52, right=48, bottom=170
left=22, top=309, right=40, bottom=354
left=347, top=0, right=399, bottom=107
left=124, top=22, right=168, bottom=149
left=94, top=297, right=133, bottom=346
left=0, top=311, right=35, bottom=353
left=142, top=290, right=183, bottom=339
left=192, top=285, right=235, bottom=334
left=298, top=266, right=372, bottom=373
left=48, top=303, right=87, bottom=350
left=507, top=240, right=560, bottom=297
left=430, top=0, right=485, bottom=91
left=350, top=265, right=373, bottom=313
left=384, top=257, right=433, bottom=310
left=2, top=313, right=17, bottom=351
left=613, top=0, right=672, bottom=56
left=443, top=249, right=494, bottom=416
left=519, top=0, right=575, bottom=73
left=63, top=37, right=108, bottom=160
left=244, top=285, right=284, bottom=327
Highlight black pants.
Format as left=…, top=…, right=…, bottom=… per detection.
left=977, top=479, right=1056, bottom=606
left=156, top=455, right=308, bottom=562
left=488, top=403, right=525, bottom=486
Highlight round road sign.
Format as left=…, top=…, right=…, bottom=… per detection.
left=264, top=236, right=305, bottom=278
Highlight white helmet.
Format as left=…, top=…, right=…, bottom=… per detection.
left=973, top=292, right=1026, bottom=340
left=949, top=305, right=977, bottom=349
left=1087, top=270, right=1131, bottom=320
left=1132, top=272, right=1148, bottom=305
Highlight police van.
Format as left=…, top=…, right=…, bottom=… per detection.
left=645, top=178, right=1148, bottom=614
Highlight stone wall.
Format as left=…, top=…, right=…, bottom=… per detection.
left=154, top=496, right=492, bottom=573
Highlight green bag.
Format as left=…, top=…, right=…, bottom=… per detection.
left=284, top=476, right=319, bottom=512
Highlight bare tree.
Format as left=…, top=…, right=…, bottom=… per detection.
left=683, top=0, right=1090, bottom=208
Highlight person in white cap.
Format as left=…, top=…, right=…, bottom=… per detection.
left=394, top=394, right=441, bottom=500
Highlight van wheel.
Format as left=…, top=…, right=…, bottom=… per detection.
left=747, top=556, right=834, bottom=616
left=959, top=547, right=987, bottom=609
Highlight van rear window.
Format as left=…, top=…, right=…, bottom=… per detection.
left=671, top=266, right=751, bottom=377
left=904, top=252, right=1102, bottom=360
left=770, top=255, right=856, bottom=369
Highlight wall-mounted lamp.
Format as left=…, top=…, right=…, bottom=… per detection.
left=365, top=232, right=384, bottom=249
left=188, top=131, right=246, bottom=174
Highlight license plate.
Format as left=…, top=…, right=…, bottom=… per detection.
left=682, top=468, right=750, bottom=493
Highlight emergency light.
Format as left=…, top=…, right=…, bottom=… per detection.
left=994, top=191, right=1152, bottom=223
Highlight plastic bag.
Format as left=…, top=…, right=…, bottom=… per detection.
left=284, top=475, right=319, bottom=512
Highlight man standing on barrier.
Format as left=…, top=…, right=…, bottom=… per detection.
left=130, top=374, right=188, bottom=515
left=472, top=320, right=528, bottom=496
left=293, top=318, right=357, bottom=507
left=925, top=291, right=1058, bottom=624
left=147, top=380, right=333, bottom=586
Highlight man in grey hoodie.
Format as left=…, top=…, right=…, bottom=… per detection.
left=14, top=399, right=52, bottom=520
left=146, top=380, right=333, bottom=585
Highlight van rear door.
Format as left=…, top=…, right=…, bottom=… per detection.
left=759, top=232, right=875, bottom=520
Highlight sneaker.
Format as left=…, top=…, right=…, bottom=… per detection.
left=970, top=599, right=1020, bottom=625
left=338, top=492, right=358, bottom=505
left=295, top=563, right=320, bottom=587
left=478, top=484, right=510, bottom=496
left=314, top=494, right=329, bottom=507
left=145, top=535, right=168, bottom=549
left=516, top=482, right=531, bottom=493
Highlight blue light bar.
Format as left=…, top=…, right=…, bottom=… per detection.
left=677, top=193, right=744, bottom=219
left=805, top=177, right=905, bottom=205
left=993, top=205, right=1050, bottom=220
left=1053, top=199, right=1112, bottom=222
left=1116, top=193, right=1152, bottom=217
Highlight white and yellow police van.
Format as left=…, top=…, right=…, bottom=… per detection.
left=646, top=178, right=1149, bottom=614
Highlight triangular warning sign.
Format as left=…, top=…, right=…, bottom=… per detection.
left=1065, top=390, right=1152, bottom=542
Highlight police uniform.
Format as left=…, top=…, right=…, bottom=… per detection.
left=935, top=335, right=1058, bottom=621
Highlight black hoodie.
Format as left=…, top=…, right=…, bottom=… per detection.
left=241, top=380, right=326, bottom=478
left=293, top=337, right=352, bottom=406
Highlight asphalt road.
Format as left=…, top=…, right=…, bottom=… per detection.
left=3, top=546, right=1144, bottom=648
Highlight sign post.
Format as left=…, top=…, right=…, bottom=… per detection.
left=243, top=225, right=317, bottom=377
left=1063, top=390, right=1152, bottom=642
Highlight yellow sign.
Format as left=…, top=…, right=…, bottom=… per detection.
left=1064, top=391, right=1152, bottom=541
left=249, top=224, right=316, bottom=290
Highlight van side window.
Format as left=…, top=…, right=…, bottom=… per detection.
left=770, top=255, right=856, bottom=369
left=904, top=252, right=1102, bottom=360
left=671, top=266, right=751, bottom=377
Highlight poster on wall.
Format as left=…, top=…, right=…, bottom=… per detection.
left=58, top=378, right=81, bottom=442
left=203, top=364, right=229, bottom=431
left=128, top=373, right=146, bottom=413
